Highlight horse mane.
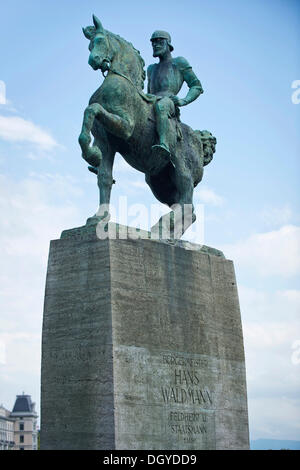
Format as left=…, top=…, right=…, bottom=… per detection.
left=107, top=31, right=146, bottom=89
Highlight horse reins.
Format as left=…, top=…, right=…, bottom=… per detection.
left=102, top=66, right=155, bottom=104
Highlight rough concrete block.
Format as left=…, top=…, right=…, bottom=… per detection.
left=41, top=224, right=249, bottom=449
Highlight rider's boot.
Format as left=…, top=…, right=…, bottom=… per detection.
left=151, top=142, right=171, bottom=160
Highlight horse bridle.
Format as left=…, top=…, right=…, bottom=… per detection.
left=99, top=35, right=153, bottom=104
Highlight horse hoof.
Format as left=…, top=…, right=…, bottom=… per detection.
left=88, top=165, right=98, bottom=174
left=86, top=146, right=102, bottom=167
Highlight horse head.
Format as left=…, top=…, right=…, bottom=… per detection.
left=83, top=15, right=146, bottom=89
left=83, top=15, right=112, bottom=73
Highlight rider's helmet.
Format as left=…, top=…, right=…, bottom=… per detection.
left=150, top=30, right=174, bottom=51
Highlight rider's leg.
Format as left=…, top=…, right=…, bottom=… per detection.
left=152, top=97, right=175, bottom=155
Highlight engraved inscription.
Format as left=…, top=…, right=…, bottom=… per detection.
left=161, top=367, right=213, bottom=406
left=161, top=386, right=212, bottom=405
left=157, top=352, right=216, bottom=447
left=163, top=354, right=208, bottom=368
left=112, top=346, right=216, bottom=447
left=169, top=412, right=207, bottom=437
left=48, top=345, right=108, bottom=363
left=168, top=410, right=215, bottom=445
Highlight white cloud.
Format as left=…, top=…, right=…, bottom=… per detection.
left=249, top=397, right=300, bottom=440
left=0, top=80, right=6, bottom=105
left=244, top=321, right=300, bottom=353
left=237, top=284, right=300, bottom=440
left=246, top=330, right=300, bottom=441
left=239, top=286, right=300, bottom=367
left=223, top=225, right=300, bottom=277
left=195, top=186, right=224, bottom=206
left=0, top=173, right=83, bottom=259
left=0, top=171, right=83, bottom=359
left=0, top=115, right=58, bottom=150
left=0, top=172, right=85, bottom=417
left=113, top=155, right=133, bottom=173
left=239, top=286, right=300, bottom=323
left=260, top=205, right=293, bottom=228
left=131, top=180, right=148, bottom=190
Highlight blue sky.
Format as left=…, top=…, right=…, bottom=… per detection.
left=0, top=0, right=299, bottom=444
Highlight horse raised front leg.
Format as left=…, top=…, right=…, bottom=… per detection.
left=79, top=104, right=103, bottom=167
left=80, top=102, right=134, bottom=151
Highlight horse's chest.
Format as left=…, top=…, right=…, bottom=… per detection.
left=95, top=77, right=130, bottom=112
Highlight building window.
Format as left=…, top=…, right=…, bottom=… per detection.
left=19, top=423, right=24, bottom=431
left=20, top=435, right=24, bottom=443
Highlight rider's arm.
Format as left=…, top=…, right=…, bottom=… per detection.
left=174, top=57, right=203, bottom=106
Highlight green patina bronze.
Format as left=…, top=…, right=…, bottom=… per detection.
left=79, top=15, right=216, bottom=238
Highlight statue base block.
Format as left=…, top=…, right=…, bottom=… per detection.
left=41, top=223, right=249, bottom=450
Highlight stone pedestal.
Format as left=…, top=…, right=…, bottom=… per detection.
left=40, top=223, right=249, bottom=450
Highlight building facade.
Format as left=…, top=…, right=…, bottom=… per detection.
left=0, top=406, right=15, bottom=450
left=10, top=394, right=38, bottom=450
left=0, top=394, right=38, bottom=450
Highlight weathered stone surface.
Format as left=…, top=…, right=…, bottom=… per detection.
left=61, top=221, right=225, bottom=258
left=41, top=228, right=249, bottom=450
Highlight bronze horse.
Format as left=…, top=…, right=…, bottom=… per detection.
left=79, top=16, right=216, bottom=238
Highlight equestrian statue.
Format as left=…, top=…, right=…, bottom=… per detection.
left=78, top=15, right=216, bottom=238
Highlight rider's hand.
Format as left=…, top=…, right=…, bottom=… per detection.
left=170, top=95, right=186, bottom=107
